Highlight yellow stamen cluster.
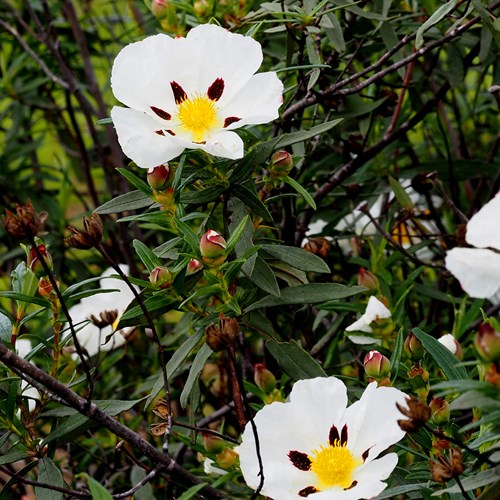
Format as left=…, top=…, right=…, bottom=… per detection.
left=308, top=440, right=361, bottom=490
left=177, top=95, right=220, bottom=142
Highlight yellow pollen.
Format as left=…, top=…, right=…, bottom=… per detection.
left=176, top=95, right=219, bottom=142
left=308, top=440, right=362, bottom=490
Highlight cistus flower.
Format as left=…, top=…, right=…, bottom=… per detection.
left=238, top=377, right=408, bottom=500
left=345, top=296, right=392, bottom=345
left=65, top=266, right=137, bottom=358
left=110, top=24, right=283, bottom=168
left=445, top=193, right=500, bottom=300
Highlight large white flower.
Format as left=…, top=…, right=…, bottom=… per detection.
left=110, top=24, right=283, bottom=167
left=445, top=193, right=500, bottom=299
left=16, top=338, right=39, bottom=413
left=238, top=377, right=407, bottom=500
left=66, top=265, right=137, bottom=358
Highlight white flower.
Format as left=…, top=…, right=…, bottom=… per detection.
left=66, top=265, right=137, bottom=358
left=238, top=377, right=407, bottom=500
left=110, top=24, right=283, bottom=168
left=445, top=193, right=500, bottom=299
left=16, top=338, right=39, bottom=413
left=203, top=458, right=227, bottom=476
left=345, top=296, right=391, bottom=334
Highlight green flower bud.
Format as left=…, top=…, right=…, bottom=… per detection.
left=149, top=266, right=172, bottom=289
left=254, top=363, right=277, bottom=393
left=200, top=230, right=226, bottom=267
left=363, top=350, right=391, bottom=382
left=475, top=322, right=500, bottom=363
left=357, top=268, right=379, bottom=291
left=147, top=164, right=174, bottom=191
left=404, top=332, right=425, bottom=360
left=429, top=397, right=450, bottom=425
left=269, top=150, right=293, bottom=178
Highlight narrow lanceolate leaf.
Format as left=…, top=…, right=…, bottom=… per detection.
left=0, top=312, right=12, bottom=343
left=173, top=217, right=202, bottom=256
left=181, top=185, right=226, bottom=205
left=244, top=284, right=366, bottom=312
left=275, top=119, right=343, bottom=148
left=95, top=190, right=154, bottom=214
left=232, top=183, right=273, bottom=221
left=85, top=474, right=114, bottom=500
left=246, top=256, right=281, bottom=297
left=261, top=244, right=330, bottom=273
left=180, top=343, right=213, bottom=408
left=412, top=328, right=468, bottom=380
left=266, top=339, right=326, bottom=380
left=133, top=239, right=162, bottom=272
left=225, top=215, right=249, bottom=255
left=116, top=167, right=152, bottom=194
left=282, top=176, right=316, bottom=210
left=36, top=458, right=64, bottom=500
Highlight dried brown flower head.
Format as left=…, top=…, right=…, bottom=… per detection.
left=429, top=448, right=464, bottom=483
left=397, top=396, right=431, bottom=432
left=65, top=213, right=103, bottom=250
left=3, top=201, right=47, bottom=240
left=89, top=310, right=119, bottom=329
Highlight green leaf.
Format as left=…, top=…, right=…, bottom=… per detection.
left=412, top=328, right=468, bottom=380
left=36, top=458, right=64, bottom=500
left=153, top=237, right=182, bottom=258
left=449, top=391, right=500, bottom=411
left=275, top=119, right=343, bottom=148
left=415, top=0, right=458, bottom=49
left=173, top=217, right=201, bottom=256
left=131, top=466, right=155, bottom=500
left=246, top=256, right=281, bottom=296
left=42, top=399, right=144, bottom=418
left=225, top=215, right=249, bottom=255
left=180, top=343, right=213, bottom=408
left=282, top=176, right=316, bottom=209
left=181, top=185, right=225, bottom=205
left=261, top=244, right=330, bottom=273
left=388, top=176, right=413, bottom=209
left=232, top=183, right=273, bottom=221
left=433, top=466, right=500, bottom=495
left=0, top=291, right=49, bottom=308
left=94, top=190, right=154, bottom=214
left=0, top=452, right=29, bottom=466
left=0, top=312, right=12, bottom=342
left=85, top=474, right=113, bottom=500
left=118, top=294, right=178, bottom=327
left=133, top=239, right=162, bottom=272
left=177, top=483, right=208, bottom=500
left=116, top=168, right=152, bottom=195
left=266, top=339, right=326, bottom=380
left=244, top=284, right=366, bottom=312
left=145, top=330, right=204, bottom=408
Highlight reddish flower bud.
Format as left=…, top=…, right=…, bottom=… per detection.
left=200, top=230, right=226, bottom=267
left=27, top=244, right=53, bottom=277
left=364, top=350, right=391, bottom=382
left=149, top=266, right=172, bottom=289
left=254, top=364, right=277, bottom=393
left=269, top=150, right=293, bottom=178
left=3, top=201, right=47, bottom=240
left=475, top=322, right=500, bottom=363
left=404, top=332, right=425, bottom=360
left=429, top=397, right=450, bottom=425
left=151, top=0, right=169, bottom=18
left=38, top=276, right=57, bottom=298
left=357, top=268, right=379, bottom=291
left=147, top=164, right=174, bottom=191
left=186, top=258, right=203, bottom=275
left=408, top=362, right=430, bottom=399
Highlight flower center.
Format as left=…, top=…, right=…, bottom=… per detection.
left=177, top=95, right=219, bottom=143
left=308, top=440, right=362, bottom=490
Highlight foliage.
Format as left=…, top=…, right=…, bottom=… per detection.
left=0, top=0, right=499, bottom=498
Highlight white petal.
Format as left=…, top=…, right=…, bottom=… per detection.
left=16, top=339, right=40, bottom=413
left=344, top=383, right=407, bottom=460
left=111, top=106, right=187, bottom=168
left=438, top=334, right=458, bottom=354
left=345, top=296, right=391, bottom=333
left=202, top=130, right=244, bottom=160
left=186, top=24, right=264, bottom=104
left=111, top=34, right=179, bottom=113
left=466, top=193, right=500, bottom=250
left=347, top=335, right=382, bottom=345
left=445, top=247, right=500, bottom=299
left=15, top=338, right=33, bottom=358
left=219, top=73, right=283, bottom=127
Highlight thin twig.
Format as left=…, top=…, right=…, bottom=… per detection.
left=112, top=466, right=163, bottom=499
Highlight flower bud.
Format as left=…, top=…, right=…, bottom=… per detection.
left=151, top=0, right=169, bottom=18
left=357, top=268, right=379, bottom=291
left=429, top=397, right=450, bottom=425
left=474, top=322, right=500, bottom=363
left=404, top=332, right=425, bottom=360
left=147, top=164, right=173, bottom=191
left=149, top=266, right=172, bottom=289
left=200, top=230, right=226, bottom=267
left=254, top=364, right=277, bottom=393
left=38, top=276, right=57, bottom=298
left=3, top=201, right=47, bottom=240
left=186, top=258, right=203, bottom=275
left=27, top=244, right=53, bottom=276
left=485, top=364, right=500, bottom=387
left=269, top=150, right=293, bottom=178
left=438, top=334, right=463, bottom=360
left=202, top=433, right=226, bottom=454
left=363, top=350, right=391, bottom=382
left=408, top=362, right=430, bottom=399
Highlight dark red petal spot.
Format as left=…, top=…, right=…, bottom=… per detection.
left=223, top=116, right=241, bottom=128
left=288, top=450, right=311, bottom=471
left=362, top=447, right=373, bottom=462
left=166, top=129, right=176, bottom=136
left=298, top=486, right=318, bottom=497
left=207, top=78, right=225, bottom=101
left=329, top=425, right=340, bottom=446
left=341, top=424, right=348, bottom=446
left=155, top=130, right=165, bottom=136
left=344, top=480, right=358, bottom=491
left=170, top=81, right=187, bottom=104
left=150, top=106, right=171, bottom=120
